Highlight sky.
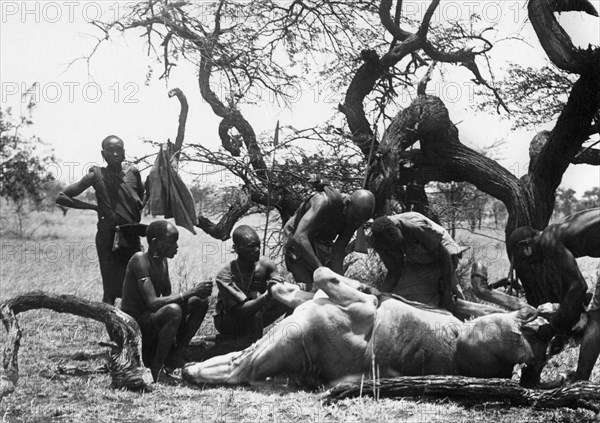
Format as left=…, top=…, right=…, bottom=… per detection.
left=1, top=0, right=599, bottom=196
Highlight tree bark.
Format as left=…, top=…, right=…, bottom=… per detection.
left=168, top=88, right=188, bottom=163
left=196, top=188, right=252, bottom=240
left=325, top=376, right=600, bottom=412
left=0, top=292, right=152, bottom=400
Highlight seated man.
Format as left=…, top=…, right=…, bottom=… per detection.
left=370, top=212, right=464, bottom=312
left=121, top=220, right=212, bottom=382
left=509, top=207, right=599, bottom=380
left=214, top=225, right=291, bottom=343
left=282, top=181, right=375, bottom=291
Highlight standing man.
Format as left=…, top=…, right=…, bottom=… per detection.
left=56, top=135, right=144, bottom=305
left=121, top=220, right=212, bottom=382
left=370, top=212, right=464, bottom=312
left=214, top=225, right=290, bottom=342
left=282, top=184, right=376, bottom=290
left=509, top=207, right=600, bottom=380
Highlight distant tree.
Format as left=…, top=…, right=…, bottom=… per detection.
left=0, top=108, right=56, bottom=236
left=429, top=181, right=490, bottom=238
left=41, top=179, right=67, bottom=213
left=553, top=187, right=578, bottom=218
left=488, top=198, right=508, bottom=229
left=578, top=186, right=600, bottom=210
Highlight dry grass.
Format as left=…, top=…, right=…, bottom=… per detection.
left=1, top=210, right=599, bottom=422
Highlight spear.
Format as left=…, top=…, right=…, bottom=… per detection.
left=262, top=120, right=280, bottom=256
left=354, top=133, right=378, bottom=253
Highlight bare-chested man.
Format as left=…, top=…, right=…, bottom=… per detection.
left=121, top=221, right=212, bottom=382
left=214, top=226, right=291, bottom=342
left=509, top=207, right=600, bottom=381
left=56, top=135, right=144, bottom=305
left=282, top=184, right=376, bottom=290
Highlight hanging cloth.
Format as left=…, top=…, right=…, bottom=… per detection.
left=146, top=142, right=198, bottom=234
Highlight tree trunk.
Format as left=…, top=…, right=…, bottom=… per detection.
left=325, top=376, right=600, bottom=412
left=0, top=292, right=152, bottom=400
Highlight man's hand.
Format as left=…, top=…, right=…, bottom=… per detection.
left=268, top=274, right=284, bottom=285
left=440, top=289, right=456, bottom=313
left=295, top=282, right=308, bottom=291
left=194, top=280, right=213, bottom=298
left=547, top=334, right=568, bottom=357
left=537, top=302, right=559, bottom=320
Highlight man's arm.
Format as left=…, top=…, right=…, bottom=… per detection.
left=541, top=235, right=588, bottom=335
left=330, top=229, right=354, bottom=275
left=288, top=197, right=327, bottom=271
left=138, top=278, right=211, bottom=312
left=282, top=214, right=296, bottom=245
left=216, top=265, right=269, bottom=317
left=231, top=293, right=270, bottom=316
left=134, top=259, right=211, bottom=312
left=379, top=249, right=403, bottom=293
left=55, top=173, right=98, bottom=211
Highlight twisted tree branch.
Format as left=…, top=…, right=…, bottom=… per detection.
left=0, top=292, right=152, bottom=400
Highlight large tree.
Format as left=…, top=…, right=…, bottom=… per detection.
left=91, top=1, right=599, bottom=307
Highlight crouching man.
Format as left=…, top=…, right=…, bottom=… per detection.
left=121, top=220, right=212, bottom=382
left=214, top=225, right=291, bottom=343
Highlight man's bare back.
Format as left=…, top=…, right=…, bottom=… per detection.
left=541, top=208, right=600, bottom=258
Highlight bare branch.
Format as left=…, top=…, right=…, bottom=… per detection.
left=416, top=0, right=440, bottom=39
left=167, top=88, right=188, bottom=163
left=528, top=0, right=600, bottom=74
left=417, top=61, right=436, bottom=95
left=378, top=0, right=410, bottom=41
left=196, top=188, right=252, bottom=240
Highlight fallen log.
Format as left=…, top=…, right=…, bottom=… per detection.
left=325, top=376, right=600, bottom=412
left=0, top=291, right=153, bottom=400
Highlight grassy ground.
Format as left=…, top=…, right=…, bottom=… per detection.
left=0, top=209, right=599, bottom=422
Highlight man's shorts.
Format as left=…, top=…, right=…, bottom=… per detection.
left=96, top=225, right=141, bottom=300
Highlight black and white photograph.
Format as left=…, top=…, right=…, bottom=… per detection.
left=1, top=1, right=599, bottom=421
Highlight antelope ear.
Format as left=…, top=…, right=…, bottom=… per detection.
left=516, top=306, right=538, bottom=324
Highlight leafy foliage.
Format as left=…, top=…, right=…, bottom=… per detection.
left=476, top=64, right=577, bottom=129
left=0, top=109, right=55, bottom=207
left=553, top=187, right=600, bottom=219
left=0, top=108, right=56, bottom=236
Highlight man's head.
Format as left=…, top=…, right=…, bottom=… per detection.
left=101, top=135, right=125, bottom=168
left=508, top=226, right=543, bottom=262
left=370, top=216, right=403, bottom=253
left=344, top=189, right=376, bottom=229
left=232, top=225, right=261, bottom=263
left=147, top=220, right=179, bottom=259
